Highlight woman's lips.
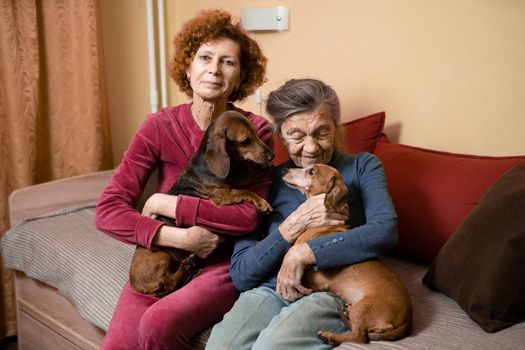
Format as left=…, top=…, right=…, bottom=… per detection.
left=202, top=81, right=222, bottom=88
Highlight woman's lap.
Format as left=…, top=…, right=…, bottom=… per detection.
left=207, top=287, right=347, bottom=350
left=206, top=286, right=288, bottom=350
left=101, top=260, right=238, bottom=350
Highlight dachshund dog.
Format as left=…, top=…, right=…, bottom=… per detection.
left=281, top=163, right=412, bottom=344
left=130, top=111, right=274, bottom=298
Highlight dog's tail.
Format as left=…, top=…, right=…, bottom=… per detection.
left=368, top=318, right=412, bottom=342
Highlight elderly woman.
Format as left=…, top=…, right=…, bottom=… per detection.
left=206, top=78, right=398, bottom=350
left=95, top=9, right=272, bottom=350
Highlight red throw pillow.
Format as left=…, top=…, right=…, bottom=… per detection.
left=374, top=137, right=525, bottom=262
left=272, top=134, right=289, bottom=165
left=343, top=111, right=385, bottom=154
left=272, top=112, right=385, bottom=165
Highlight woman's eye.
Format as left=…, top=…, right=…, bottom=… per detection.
left=222, top=58, right=236, bottom=66
left=289, top=133, right=305, bottom=143
left=314, top=132, right=331, bottom=140
left=199, top=55, right=211, bottom=61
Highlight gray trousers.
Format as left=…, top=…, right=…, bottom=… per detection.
left=206, top=286, right=347, bottom=350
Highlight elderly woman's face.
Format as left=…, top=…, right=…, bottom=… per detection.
left=280, top=107, right=336, bottom=168
left=187, top=38, right=242, bottom=102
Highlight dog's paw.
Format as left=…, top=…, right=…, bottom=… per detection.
left=318, top=331, right=337, bottom=345
left=318, top=331, right=329, bottom=344
left=255, top=198, right=273, bottom=214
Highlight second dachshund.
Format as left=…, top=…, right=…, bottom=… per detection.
left=281, top=163, right=412, bottom=344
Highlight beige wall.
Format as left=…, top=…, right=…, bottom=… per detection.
left=102, top=0, right=525, bottom=163
left=101, top=0, right=151, bottom=163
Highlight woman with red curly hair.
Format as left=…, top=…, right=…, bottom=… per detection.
left=95, top=9, right=271, bottom=349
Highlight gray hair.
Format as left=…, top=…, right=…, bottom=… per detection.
left=265, top=79, right=341, bottom=133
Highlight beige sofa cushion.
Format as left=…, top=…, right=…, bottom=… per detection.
left=1, top=203, right=133, bottom=331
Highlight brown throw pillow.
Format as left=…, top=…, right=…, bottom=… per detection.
left=423, top=165, right=525, bottom=333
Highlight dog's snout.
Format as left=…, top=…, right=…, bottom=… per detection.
left=266, top=150, right=275, bottom=161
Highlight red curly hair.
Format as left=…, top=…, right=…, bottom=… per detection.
left=169, top=9, right=268, bottom=102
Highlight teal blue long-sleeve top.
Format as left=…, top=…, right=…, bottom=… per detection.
left=229, top=151, right=398, bottom=292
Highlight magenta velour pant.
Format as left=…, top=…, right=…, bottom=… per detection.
left=100, top=260, right=238, bottom=350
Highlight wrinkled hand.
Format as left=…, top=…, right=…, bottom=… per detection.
left=183, top=226, right=221, bottom=258
left=279, top=194, right=348, bottom=244
left=142, top=193, right=178, bottom=219
left=277, top=243, right=315, bottom=301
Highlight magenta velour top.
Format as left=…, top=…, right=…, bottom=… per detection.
left=95, top=103, right=273, bottom=250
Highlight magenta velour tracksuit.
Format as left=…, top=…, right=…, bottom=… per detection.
left=95, top=103, right=272, bottom=349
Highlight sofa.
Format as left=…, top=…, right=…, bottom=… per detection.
left=2, top=111, right=525, bottom=349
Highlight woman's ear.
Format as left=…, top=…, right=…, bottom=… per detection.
left=204, top=132, right=230, bottom=179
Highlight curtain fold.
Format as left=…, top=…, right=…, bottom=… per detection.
left=0, top=0, right=113, bottom=339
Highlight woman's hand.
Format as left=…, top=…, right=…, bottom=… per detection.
left=183, top=226, right=221, bottom=258
left=152, top=225, right=221, bottom=258
left=277, top=243, right=315, bottom=301
left=142, top=193, right=178, bottom=219
left=279, top=194, right=348, bottom=244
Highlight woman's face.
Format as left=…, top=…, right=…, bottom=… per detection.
left=280, top=107, right=337, bottom=168
left=186, top=38, right=242, bottom=103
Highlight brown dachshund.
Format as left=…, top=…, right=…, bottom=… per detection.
left=130, top=110, right=274, bottom=297
left=281, top=163, right=412, bottom=344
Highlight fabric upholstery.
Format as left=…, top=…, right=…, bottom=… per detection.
left=343, top=111, right=386, bottom=154
left=374, top=137, right=525, bottom=262
left=1, top=204, right=133, bottom=331
left=423, top=165, right=525, bottom=333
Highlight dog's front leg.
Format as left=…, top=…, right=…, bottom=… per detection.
left=210, top=189, right=273, bottom=213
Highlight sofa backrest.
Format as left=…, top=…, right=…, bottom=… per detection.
left=374, top=135, right=525, bottom=263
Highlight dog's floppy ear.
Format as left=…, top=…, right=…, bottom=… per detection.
left=204, top=131, right=230, bottom=179
left=325, top=175, right=349, bottom=215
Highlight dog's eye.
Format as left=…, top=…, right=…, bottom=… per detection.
left=239, top=138, right=251, bottom=145
left=308, top=168, right=316, bottom=176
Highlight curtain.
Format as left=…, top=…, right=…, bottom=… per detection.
left=0, top=0, right=113, bottom=340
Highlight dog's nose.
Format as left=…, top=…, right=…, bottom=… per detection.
left=266, top=151, right=275, bottom=161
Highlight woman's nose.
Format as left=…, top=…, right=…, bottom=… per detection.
left=208, top=59, right=220, bottom=75
left=303, top=136, right=319, bottom=153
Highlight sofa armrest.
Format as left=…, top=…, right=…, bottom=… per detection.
left=8, top=170, right=114, bottom=223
